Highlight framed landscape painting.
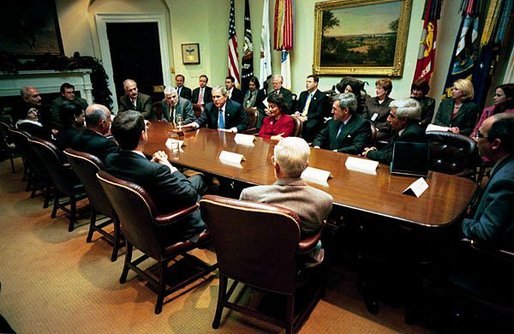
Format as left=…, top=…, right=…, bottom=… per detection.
left=313, top=0, right=412, bottom=77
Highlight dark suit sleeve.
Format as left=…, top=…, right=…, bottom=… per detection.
left=433, top=100, right=449, bottom=126
left=118, top=97, right=128, bottom=113
left=195, top=103, right=212, bottom=128
left=458, top=103, right=480, bottom=136
left=338, top=120, right=371, bottom=154
left=462, top=178, right=514, bottom=242
left=153, top=165, right=199, bottom=210
left=183, top=87, right=192, bottom=101
left=232, top=102, right=248, bottom=132
left=366, top=144, right=393, bottom=164
left=182, top=99, right=196, bottom=124
left=141, top=95, right=153, bottom=119
left=283, top=89, right=293, bottom=111
left=312, top=125, right=329, bottom=148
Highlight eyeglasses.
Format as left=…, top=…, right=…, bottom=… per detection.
left=476, top=131, right=487, bottom=139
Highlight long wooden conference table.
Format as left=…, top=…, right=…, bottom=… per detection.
left=145, top=121, right=477, bottom=229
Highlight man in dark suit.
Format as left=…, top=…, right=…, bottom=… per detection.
left=50, top=82, right=89, bottom=129
left=225, top=75, right=244, bottom=104
left=191, top=74, right=213, bottom=113
left=462, top=114, right=514, bottom=246
left=363, top=98, right=427, bottom=164
left=71, top=103, right=118, bottom=162
left=267, top=74, right=293, bottom=111
left=295, top=75, right=328, bottom=143
left=105, top=110, right=206, bottom=240
left=118, top=79, right=153, bottom=119
left=175, top=74, right=192, bottom=101
left=161, top=87, right=196, bottom=126
left=187, top=86, right=248, bottom=133
left=313, top=92, right=371, bottom=155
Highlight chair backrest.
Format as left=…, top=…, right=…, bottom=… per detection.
left=426, top=130, right=477, bottom=174
left=245, top=107, right=258, bottom=130
left=291, top=114, right=303, bottom=137
left=27, top=137, right=79, bottom=194
left=97, top=170, right=162, bottom=258
left=64, top=148, right=117, bottom=219
left=369, top=121, right=378, bottom=147
left=199, top=194, right=301, bottom=294
left=152, top=101, right=163, bottom=120
left=8, top=128, right=49, bottom=178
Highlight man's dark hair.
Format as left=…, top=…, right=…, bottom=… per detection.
left=226, top=75, right=235, bottom=83
left=175, top=74, right=185, bottom=80
left=59, top=101, right=83, bottom=129
left=267, top=93, right=288, bottom=113
left=199, top=74, right=209, bottom=82
left=60, top=82, right=75, bottom=94
left=111, top=110, right=145, bottom=150
left=307, top=75, right=319, bottom=83
left=489, top=117, right=514, bottom=153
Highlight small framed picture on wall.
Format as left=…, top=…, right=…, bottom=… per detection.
left=181, top=43, right=200, bottom=65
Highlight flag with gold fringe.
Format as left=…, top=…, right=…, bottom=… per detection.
left=413, top=0, right=442, bottom=82
left=274, top=0, right=293, bottom=89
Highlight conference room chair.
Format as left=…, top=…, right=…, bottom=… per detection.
left=7, top=128, right=52, bottom=207
left=199, top=194, right=325, bottom=334
left=63, top=148, right=123, bottom=262
left=291, top=114, right=304, bottom=137
left=0, top=121, right=15, bottom=173
left=151, top=101, right=163, bottom=120
left=426, top=130, right=477, bottom=178
left=291, top=93, right=298, bottom=113
left=369, top=121, right=378, bottom=147
left=27, top=137, right=86, bottom=231
left=97, top=170, right=216, bottom=314
left=242, top=107, right=259, bottom=134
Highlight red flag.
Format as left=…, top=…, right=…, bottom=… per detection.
left=413, top=0, right=442, bottom=82
left=228, top=0, right=240, bottom=86
left=274, top=0, right=293, bottom=88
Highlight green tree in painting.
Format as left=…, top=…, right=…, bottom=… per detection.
left=321, top=10, right=342, bottom=65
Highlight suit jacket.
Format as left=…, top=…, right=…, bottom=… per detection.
left=462, top=154, right=514, bottom=246
left=414, top=96, right=436, bottom=129
left=118, top=93, right=153, bottom=119
left=367, top=121, right=427, bottom=164
left=268, top=87, right=293, bottom=111
left=71, top=128, right=119, bottom=162
left=105, top=150, right=204, bottom=238
left=161, top=97, right=196, bottom=125
left=195, top=100, right=248, bottom=132
left=240, top=178, right=333, bottom=236
left=176, top=86, right=192, bottom=101
left=295, top=89, right=328, bottom=142
left=228, top=87, right=244, bottom=104
left=192, top=86, right=213, bottom=105
left=433, top=99, right=480, bottom=136
left=16, top=120, right=52, bottom=140
left=364, top=96, right=394, bottom=134
left=312, top=114, right=371, bottom=154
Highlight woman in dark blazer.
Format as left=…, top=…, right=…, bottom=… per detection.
left=432, top=78, right=479, bottom=136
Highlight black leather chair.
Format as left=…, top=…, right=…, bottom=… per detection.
left=7, top=128, right=52, bottom=206
left=291, top=114, right=304, bottom=138
left=97, top=170, right=216, bottom=314
left=242, top=106, right=259, bottom=134
left=27, top=137, right=86, bottom=231
left=0, top=121, right=15, bottom=173
left=199, top=194, right=325, bottom=334
left=63, top=148, right=123, bottom=261
left=426, top=130, right=477, bottom=176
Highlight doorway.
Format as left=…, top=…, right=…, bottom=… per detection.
left=106, top=22, right=163, bottom=102
left=95, top=13, right=172, bottom=112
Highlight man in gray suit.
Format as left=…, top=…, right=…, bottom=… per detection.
left=161, top=87, right=196, bottom=126
left=239, top=137, right=333, bottom=267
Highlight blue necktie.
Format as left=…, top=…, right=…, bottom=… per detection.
left=336, top=122, right=345, bottom=139
left=218, top=109, right=225, bottom=129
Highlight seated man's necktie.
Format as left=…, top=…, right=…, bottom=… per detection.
left=218, top=109, right=225, bottom=129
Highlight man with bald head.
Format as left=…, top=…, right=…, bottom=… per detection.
left=462, top=113, right=514, bottom=246
left=118, top=79, right=153, bottom=119
left=71, top=104, right=119, bottom=162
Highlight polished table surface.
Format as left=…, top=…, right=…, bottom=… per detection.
left=145, top=121, right=477, bottom=228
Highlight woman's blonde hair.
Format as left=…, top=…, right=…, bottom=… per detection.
left=453, top=78, right=474, bottom=101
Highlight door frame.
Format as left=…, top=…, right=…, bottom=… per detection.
left=96, top=13, right=172, bottom=112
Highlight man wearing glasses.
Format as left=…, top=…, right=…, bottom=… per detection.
left=362, top=98, right=426, bottom=164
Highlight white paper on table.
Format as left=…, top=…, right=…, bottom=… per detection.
left=219, top=151, right=245, bottom=167
left=345, top=156, right=379, bottom=175
left=426, top=124, right=449, bottom=132
left=402, top=177, right=429, bottom=198
left=301, top=167, right=331, bottom=186
left=165, top=138, right=185, bottom=149
left=234, top=133, right=255, bottom=146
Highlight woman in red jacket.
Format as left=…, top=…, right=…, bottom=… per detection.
left=259, top=93, right=295, bottom=141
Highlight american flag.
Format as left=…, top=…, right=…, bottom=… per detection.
left=228, top=0, right=240, bottom=86
left=241, top=0, right=254, bottom=92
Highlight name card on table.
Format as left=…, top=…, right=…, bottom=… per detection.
left=234, top=133, right=256, bottom=146
left=425, top=124, right=449, bottom=133
left=219, top=151, right=245, bottom=168
left=345, top=157, right=379, bottom=175
left=402, top=177, right=429, bottom=198
left=165, top=138, right=184, bottom=150
left=301, top=167, right=331, bottom=186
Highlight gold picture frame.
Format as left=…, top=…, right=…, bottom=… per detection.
left=181, top=43, right=200, bottom=65
left=313, top=0, right=412, bottom=77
